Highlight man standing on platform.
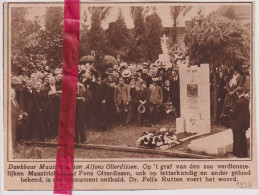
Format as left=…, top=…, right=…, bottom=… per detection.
left=230, top=87, right=250, bottom=158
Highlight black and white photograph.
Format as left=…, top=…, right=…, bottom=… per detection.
left=2, top=1, right=258, bottom=192
left=5, top=2, right=253, bottom=160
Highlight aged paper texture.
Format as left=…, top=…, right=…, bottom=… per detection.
left=2, top=1, right=257, bottom=191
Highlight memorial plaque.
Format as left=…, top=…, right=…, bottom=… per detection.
left=177, top=63, right=210, bottom=134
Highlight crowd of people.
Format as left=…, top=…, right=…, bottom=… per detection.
left=11, top=61, right=180, bottom=146
left=11, top=59, right=251, bottom=152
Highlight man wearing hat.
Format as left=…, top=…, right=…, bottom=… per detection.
left=102, top=68, right=117, bottom=127
left=114, top=77, right=130, bottom=126
left=142, top=68, right=152, bottom=88
left=230, top=87, right=250, bottom=158
left=148, top=79, right=163, bottom=126
left=126, top=73, right=143, bottom=124
left=121, top=69, right=132, bottom=84
left=136, top=81, right=150, bottom=126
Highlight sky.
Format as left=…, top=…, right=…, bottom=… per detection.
left=24, top=4, right=223, bottom=30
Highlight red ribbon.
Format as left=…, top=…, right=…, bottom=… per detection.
left=54, top=0, right=80, bottom=194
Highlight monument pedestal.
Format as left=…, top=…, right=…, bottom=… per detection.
left=187, top=129, right=251, bottom=155
left=176, top=63, right=211, bottom=135
left=176, top=118, right=185, bottom=133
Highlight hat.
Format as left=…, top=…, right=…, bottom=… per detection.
left=152, top=77, right=159, bottom=82
left=136, top=64, right=143, bottom=70
left=140, top=81, right=146, bottom=85
left=106, top=68, right=113, bottom=74
left=54, top=69, right=62, bottom=75
left=120, top=62, right=128, bottom=67
left=122, top=69, right=131, bottom=78
left=11, top=76, right=21, bottom=85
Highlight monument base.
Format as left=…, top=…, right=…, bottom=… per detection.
left=176, top=117, right=185, bottom=133
left=176, top=117, right=210, bottom=134
left=187, top=129, right=251, bottom=155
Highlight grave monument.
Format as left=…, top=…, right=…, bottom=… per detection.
left=153, top=34, right=172, bottom=68
left=176, top=59, right=211, bottom=135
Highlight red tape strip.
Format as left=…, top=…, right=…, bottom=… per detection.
left=54, top=0, right=80, bottom=194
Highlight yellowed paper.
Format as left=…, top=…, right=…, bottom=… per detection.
left=3, top=1, right=257, bottom=191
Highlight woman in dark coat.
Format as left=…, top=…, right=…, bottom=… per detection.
left=230, top=87, right=250, bottom=158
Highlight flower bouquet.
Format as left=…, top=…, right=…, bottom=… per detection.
left=136, top=127, right=181, bottom=149
left=163, top=101, right=177, bottom=117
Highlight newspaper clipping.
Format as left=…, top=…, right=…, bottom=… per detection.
left=3, top=1, right=257, bottom=191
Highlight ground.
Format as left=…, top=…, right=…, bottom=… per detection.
left=13, top=118, right=229, bottom=159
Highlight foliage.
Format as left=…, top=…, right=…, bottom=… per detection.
left=11, top=7, right=45, bottom=74
left=144, top=12, right=162, bottom=62
left=41, top=7, right=64, bottom=69
left=87, top=7, right=111, bottom=60
left=218, top=5, right=237, bottom=20
left=170, top=6, right=192, bottom=44
left=11, top=7, right=64, bottom=74
left=184, top=12, right=250, bottom=120
left=184, top=12, right=250, bottom=68
left=129, top=6, right=146, bottom=61
left=106, top=9, right=129, bottom=50
left=79, top=10, right=91, bottom=57
left=11, top=6, right=171, bottom=73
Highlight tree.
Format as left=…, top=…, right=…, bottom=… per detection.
left=79, top=10, right=91, bottom=57
left=126, top=30, right=141, bottom=62
left=11, top=7, right=45, bottom=74
left=219, top=6, right=237, bottom=19
left=184, top=12, right=250, bottom=121
left=106, top=9, right=129, bottom=51
left=144, top=12, right=163, bottom=62
left=170, top=6, right=192, bottom=45
left=41, top=7, right=64, bottom=69
left=129, top=7, right=147, bottom=61
left=87, top=7, right=111, bottom=60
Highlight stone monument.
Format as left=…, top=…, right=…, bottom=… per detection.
left=154, top=34, right=172, bottom=68
left=176, top=59, right=211, bottom=135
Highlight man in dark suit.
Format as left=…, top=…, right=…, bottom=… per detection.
left=11, top=89, right=24, bottom=148
left=114, top=77, right=130, bottom=126
left=102, top=69, right=117, bottom=126
left=92, top=78, right=107, bottom=131
left=162, top=79, right=173, bottom=103
left=230, top=87, right=250, bottom=158
left=20, top=79, right=37, bottom=140
left=136, top=81, right=150, bottom=126
left=148, top=80, right=163, bottom=125
left=75, top=82, right=86, bottom=143
left=33, top=81, right=45, bottom=140
left=44, top=76, right=62, bottom=138
left=81, top=73, right=94, bottom=130
left=170, top=70, right=180, bottom=117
